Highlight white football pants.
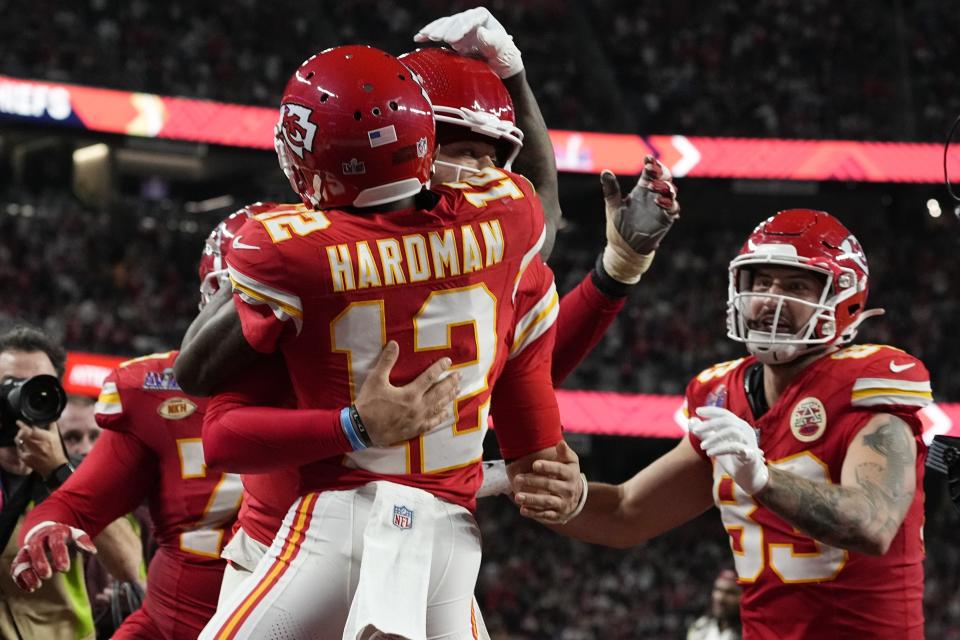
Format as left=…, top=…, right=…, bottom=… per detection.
left=203, top=482, right=485, bottom=640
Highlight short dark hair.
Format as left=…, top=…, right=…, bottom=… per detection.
left=0, top=326, right=67, bottom=379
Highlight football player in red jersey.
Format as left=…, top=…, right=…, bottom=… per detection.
left=180, top=14, right=677, bottom=638
left=185, top=44, right=570, bottom=640
left=8, top=203, right=461, bottom=640
left=519, top=209, right=931, bottom=639
left=11, top=351, right=241, bottom=639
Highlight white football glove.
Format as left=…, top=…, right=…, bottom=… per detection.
left=691, top=406, right=770, bottom=495
left=601, top=156, right=680, bottom=284
left=414, top=7, right=524, bottom=79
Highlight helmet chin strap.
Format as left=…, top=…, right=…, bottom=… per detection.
left=745, top=330, right=806, bottom=365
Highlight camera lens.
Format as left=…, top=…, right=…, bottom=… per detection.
left=14, top=375, right=66, bottom=425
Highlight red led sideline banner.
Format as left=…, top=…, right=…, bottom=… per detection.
left=64, top=352, right=126, bottom=397
left=2, top=75, right=957, bottom=183
left=62, top=349, right=960, bottom=442
left=555, top=389, right=960, bottom=446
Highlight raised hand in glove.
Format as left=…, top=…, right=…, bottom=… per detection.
left=690, top=406, right=770, bottom=495
left=414, top=7, right=523, bottom=79
left=11, top=521, right=97, bottom=592
left=601, top=155, right=680, bottom=284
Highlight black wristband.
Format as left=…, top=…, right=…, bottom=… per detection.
left=44, top=463, right=74, bottom=490
left=591, top=253, right=632, bottom=299
left=349, top=405, right=373, bottom=448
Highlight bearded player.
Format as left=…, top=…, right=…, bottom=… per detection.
left=518, top=209, right=930, bottom=639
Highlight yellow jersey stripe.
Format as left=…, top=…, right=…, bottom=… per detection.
left=510, top=291, right=560, bottom=356
left=851, top=387, right=933, bottom=401
left=231, top=279, right=304, bottom=320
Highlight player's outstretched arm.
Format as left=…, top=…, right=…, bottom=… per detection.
left=502, top=69, right=560, bottom=259
left=551, top=159, right=680, bottom=384
left=754, top=413, right=917, bottom=556
left=12, top=430, right=154, bottom=591
left=175, top=288, right=259, bottom=396
left=415, top=6, right=561, bottom=258
left=514, top=437, right=714, bottom=548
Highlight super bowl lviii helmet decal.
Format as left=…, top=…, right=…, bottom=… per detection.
left=275, top=45, right=436, bottom=210
left=399, top=48, right=523, bottom=171
left=727, top=209, right=879, bottom=365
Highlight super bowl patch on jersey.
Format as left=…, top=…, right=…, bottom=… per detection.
left=705, top=383, right=728, bottom=408
left=392, top=505, right=414, bottom=530
left=142, top=368, right=181, bottom=391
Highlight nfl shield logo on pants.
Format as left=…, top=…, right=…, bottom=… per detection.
left=393, top=505, right=413, bottom=530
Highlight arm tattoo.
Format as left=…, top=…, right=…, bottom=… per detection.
left=755, top=416, right=915, bottom=555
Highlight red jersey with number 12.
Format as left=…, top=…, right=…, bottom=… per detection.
left=227, top=167, right=561, bottom=510
left=684, top=344, right=931, bottom=640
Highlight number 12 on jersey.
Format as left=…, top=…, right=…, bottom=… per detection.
left=331, top=285, right=498, bottom=475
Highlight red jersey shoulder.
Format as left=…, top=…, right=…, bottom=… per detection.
left=94, top=351, right=206, bottom=432
left=239, top=202, right=332, bottom=247
left=823, top=343, right=932, bottom=414
left=225, top=203, right=306, bottom=286
left=432, top=167, right=544, bottom=242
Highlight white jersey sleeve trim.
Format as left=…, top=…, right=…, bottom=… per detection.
left=509, top=283, right=559, bottom=359
left=94, top=381, right=122, bottom=416
left=852, top=377, right=932, bottom=393
left=229, top=265, right=304, bottom=331
left=512, top=227, right=546, bottom=302
left=851, top=376, right=932, bottom=408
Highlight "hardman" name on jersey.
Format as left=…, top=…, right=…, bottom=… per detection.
left=325, top=219, right=505, bottom=292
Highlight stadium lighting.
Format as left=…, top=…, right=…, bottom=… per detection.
left=72, top=143, right=109, bottom=164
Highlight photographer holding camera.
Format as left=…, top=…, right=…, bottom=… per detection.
left=0, top=326, right=140, bottom=640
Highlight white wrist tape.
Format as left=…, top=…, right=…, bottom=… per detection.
left=559, top=473, right=589, bottom=524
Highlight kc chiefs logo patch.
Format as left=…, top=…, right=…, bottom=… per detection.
left=157, top=397, right=197, bottom=421
left=279, top=103, right=317, bottom=159
left=790, top=397, right=827, bottom=442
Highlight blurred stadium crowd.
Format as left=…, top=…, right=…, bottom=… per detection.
left=3, top=0, right=958, bottom=140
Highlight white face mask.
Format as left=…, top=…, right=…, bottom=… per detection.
left=726, top=261, right=838, bottom=365
left=432, top=159, right=484, bottom=183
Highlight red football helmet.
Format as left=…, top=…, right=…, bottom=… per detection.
left=399, top=48, right=523, bottom=170
left=726, top=209, right=877, bottom=364
left=275, top=45, right=435, bottom=210
left=198, top=202, right=275, bottom=309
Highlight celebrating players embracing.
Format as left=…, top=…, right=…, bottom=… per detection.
left=183, top=45, right=566, bottom=640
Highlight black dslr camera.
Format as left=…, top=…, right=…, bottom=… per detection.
left=0, top=375, right=67, bottom=447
